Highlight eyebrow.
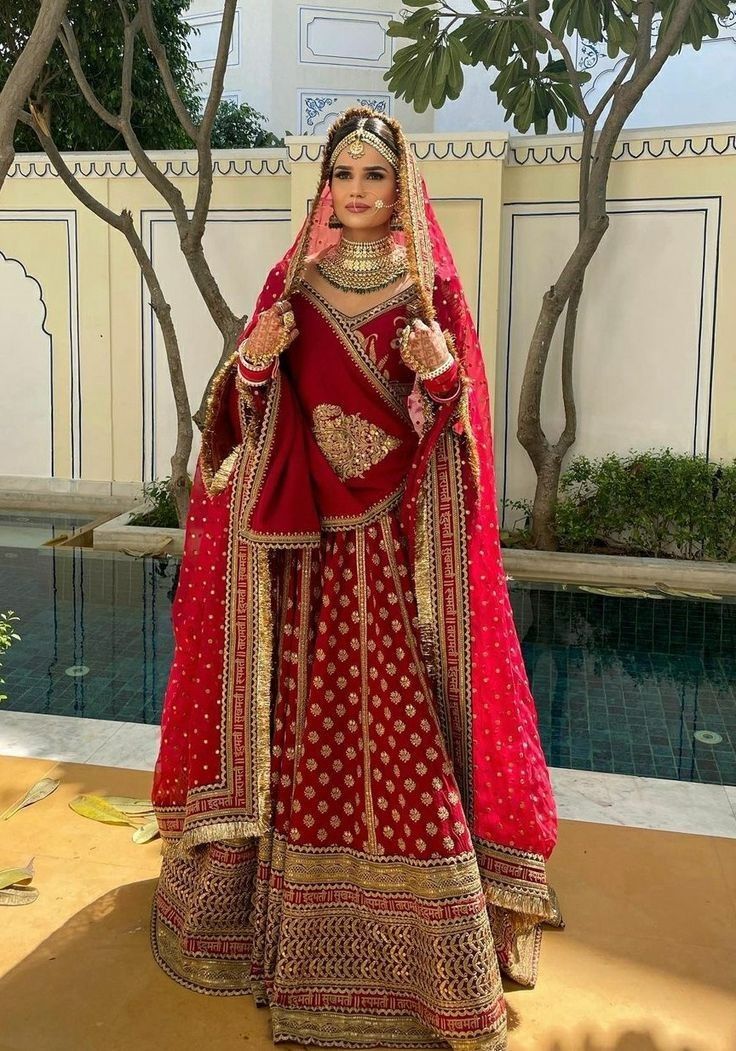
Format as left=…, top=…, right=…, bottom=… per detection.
left=333, top=164, right=388, bottom=172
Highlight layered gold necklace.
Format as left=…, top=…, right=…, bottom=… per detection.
left=316, top=233, right=408, bottom=294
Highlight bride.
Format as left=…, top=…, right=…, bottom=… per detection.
left=149, top=106, right=562, bottom=1051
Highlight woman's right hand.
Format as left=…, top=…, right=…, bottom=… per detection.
left=239, top=299, right=299, bottom=364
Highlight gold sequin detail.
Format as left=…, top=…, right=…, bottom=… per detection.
left=312, top=403, right=401, bottom=481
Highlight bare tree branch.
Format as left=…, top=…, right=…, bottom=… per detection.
left=0, top=0, right=69, bottom=186
left=119, top=9, right=143, bottom=125
left=189, top=0, right=237, bottom=242
left=589, top=53, right=636, bottom=124
left=137, top=0, right=198, bottom=142
left=634, top=0, right=697, bottom=91
left=58, top=16, right=121, bottom=129
left=58, top=6, right=240, bottom=337
left=635, top=0, right=654, bottom=75
left=23, top=105, right=193, bottom=522
left=198, top=0, right=236, bottom=138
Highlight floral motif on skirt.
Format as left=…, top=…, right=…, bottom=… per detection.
left=151, top=512, right=507, bottom=1050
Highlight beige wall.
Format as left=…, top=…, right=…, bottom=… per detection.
left=1, top=124, right=735, bottom=521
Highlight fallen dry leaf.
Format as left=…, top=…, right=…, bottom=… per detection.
left=0, top=778, right=61, bottom=821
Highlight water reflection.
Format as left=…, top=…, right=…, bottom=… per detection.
left=1, top=545, right=177, bottom=725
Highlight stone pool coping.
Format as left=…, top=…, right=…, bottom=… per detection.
left=92, top=511, right=736, bottom=594
left=504, top=548, right=736, bottom=595
left=93, top=510, right=184, bottom=556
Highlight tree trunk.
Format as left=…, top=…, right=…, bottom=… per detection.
left=514, top=0, right=698, bottom=550
left=126, top=217, right=193, bottom=523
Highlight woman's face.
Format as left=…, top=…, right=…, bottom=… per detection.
left=329, top=141, right=398, bottom=237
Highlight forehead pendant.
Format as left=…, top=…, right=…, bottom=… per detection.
left=346, top=118, right=368, bottom=158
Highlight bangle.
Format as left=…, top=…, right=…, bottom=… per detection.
left=427, top=381, right=461, bottom=403
left=418, top=355, right=454, bottom=382
left=237, top=346, right=275, bottom=386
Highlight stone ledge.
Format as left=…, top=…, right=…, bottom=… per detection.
left=0, top=476, right=142, bottom=515
left=503, top=548, right=736, bottom=595
left=93, top=511, right=184, bottom=557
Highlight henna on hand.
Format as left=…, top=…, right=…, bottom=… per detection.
left=399, top=318, right=454, bottom=376
left=238, top=299, right=299, bottom=364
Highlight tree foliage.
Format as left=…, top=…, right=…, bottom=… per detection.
left=385, top=0, right=732, bottom=550
left=1, top=0, right=197, bottom=150
left=385, top=0, right=732, bottom=132
left=208, top=99, right=284, bottom=149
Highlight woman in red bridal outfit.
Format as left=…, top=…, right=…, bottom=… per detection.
left=150, top=106, right=563, bottom=1051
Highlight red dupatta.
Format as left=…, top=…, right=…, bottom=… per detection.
left=153, top=106, right=561, bottom=988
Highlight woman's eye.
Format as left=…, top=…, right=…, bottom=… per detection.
left=368, top=172, right=384, bottom=180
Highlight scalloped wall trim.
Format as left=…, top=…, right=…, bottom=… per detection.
left=7, top=123, right=736, bottom=179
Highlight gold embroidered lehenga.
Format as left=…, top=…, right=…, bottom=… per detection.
left=150, top=107, right=562, bottom=1051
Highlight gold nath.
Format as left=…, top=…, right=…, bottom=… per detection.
left=316, top=233, right=408, bottom=294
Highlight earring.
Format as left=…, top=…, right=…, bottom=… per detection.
left=390, top=210, right=403, bottom=231
left=328, top=210, right=343, bottom=228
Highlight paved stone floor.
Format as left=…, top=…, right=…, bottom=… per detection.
left=0, top=753, right=734, bottom=1051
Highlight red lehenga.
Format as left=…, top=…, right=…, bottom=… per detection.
left=150, top=107, right=562, bottom=1051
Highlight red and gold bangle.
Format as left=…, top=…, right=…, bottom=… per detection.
left=237, top=341, right=276, bottom=386
left=426, top=380, right=461, bottom=403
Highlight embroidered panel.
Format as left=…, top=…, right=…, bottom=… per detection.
left=312, top=402, right=401, bottom=481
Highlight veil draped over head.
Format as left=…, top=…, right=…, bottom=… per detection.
left=156, top=106, right=561, bottom=989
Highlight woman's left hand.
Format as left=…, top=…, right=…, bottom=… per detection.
left=400, top=319, right=453, bottom=375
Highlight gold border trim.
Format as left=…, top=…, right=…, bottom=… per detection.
left=297, top=282, right=410, bottom=422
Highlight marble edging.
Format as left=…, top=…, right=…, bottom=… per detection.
left=1, top=712, right=734, bottom=838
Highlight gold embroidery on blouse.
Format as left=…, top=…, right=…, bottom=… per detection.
left=312, top=403, right=401, bottom=481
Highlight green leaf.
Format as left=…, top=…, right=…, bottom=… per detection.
left=550, top=0, right=576, bottom=39
left=516, top=82, right=536, bottom=133
left=448, top=30, right=472, bottom=65
left=446, top=39, right=466, bottom=99
left=429, top=46, right=451, bottom=108
left=549, top=89, right=570, bottom=130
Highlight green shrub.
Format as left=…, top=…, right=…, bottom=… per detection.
left=0, top=611, right=20, bottom=703
left=502, top=449, right=736, bottom=561
left=128, top=478, right=183, bottom=529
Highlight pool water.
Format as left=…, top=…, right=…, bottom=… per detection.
left=0, top=544, right=733, bottom=787
left=510, top=583, right=736, bottom=786
left=0, top=546, right=175, bottom=726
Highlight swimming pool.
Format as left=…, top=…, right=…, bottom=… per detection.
left=517, top=583, right=736, bottom=786
left=0, top=542, right=733, bottom=787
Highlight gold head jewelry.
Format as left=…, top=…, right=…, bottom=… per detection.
left=328, top=116, right=400, bottom=173
left=284, top=105, right=436, bottom=322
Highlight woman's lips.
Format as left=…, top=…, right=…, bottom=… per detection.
left=346, top=203, right=370, bottom=212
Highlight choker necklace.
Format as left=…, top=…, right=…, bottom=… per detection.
left=316, top=234, right=408, bottom=294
